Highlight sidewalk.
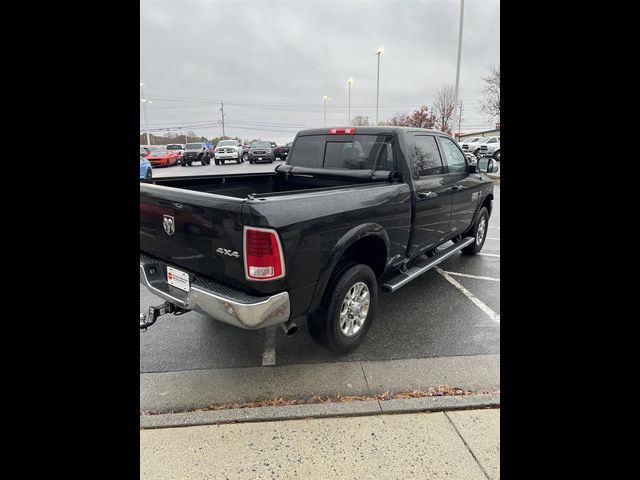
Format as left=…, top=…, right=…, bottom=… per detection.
left=140, top=407, right=499, bottom=479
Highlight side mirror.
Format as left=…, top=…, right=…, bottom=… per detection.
left=478, top=157, right=497, bottom=174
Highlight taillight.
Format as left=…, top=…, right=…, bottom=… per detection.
left=244, top=227, right=285, bottom=281
left=328, top=127, right=355, bottom=135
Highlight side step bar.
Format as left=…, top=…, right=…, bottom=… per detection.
left=382, top=237, right=475, bottom=293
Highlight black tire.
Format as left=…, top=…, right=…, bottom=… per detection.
left=269, top=158, right=274, bottom=163
left=308, top=264, right=377, bottom=353
left=249, top=160, right=254, bottom=164
left=494, top=150, right=500, bottom=161
left=187, top=159, right=192, bottom=166
left=473, top=149, right=481, bottom=157
left=237, top=157, right=241, bottom=164
left=243, top=152, right=249, bottom=161
left=215, top=159, right=220, bottom=165
left=462, top=207, right=489, bottom=255
left=221, top=160, right=225, bottom=165
left=145, top=168, right=152, bottom=180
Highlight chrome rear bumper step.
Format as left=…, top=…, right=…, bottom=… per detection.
left=382, top=237, right=475, bottom=293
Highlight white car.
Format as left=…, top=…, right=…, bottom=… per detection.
left=166, top=144, right=185, bottom=156
left=214, top=140, right=244, bottom=164
left=460, top=137, right=484, bottom=152
left=477, top=136, right=500, bottom=161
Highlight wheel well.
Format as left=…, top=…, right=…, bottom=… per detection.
left=313, top=235, right=386, bottom=313
left=337, top=236, right=387, bottom=279
left=482, top=194, right=493, bottom=217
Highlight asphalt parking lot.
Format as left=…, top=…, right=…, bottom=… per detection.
left=140, top=177, right=500, bottom=373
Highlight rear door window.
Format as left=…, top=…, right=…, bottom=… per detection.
left=410, top=135, right=444, bottom=177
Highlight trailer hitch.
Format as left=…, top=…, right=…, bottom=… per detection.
left=140, top=301, right=189, bottom=331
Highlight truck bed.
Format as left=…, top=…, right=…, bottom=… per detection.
left=151, top=167, right=394, bottom=199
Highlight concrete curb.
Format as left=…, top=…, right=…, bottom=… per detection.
left=141, top=354, right=500, bottom=414
left=140, top=393, right=499, bottom=429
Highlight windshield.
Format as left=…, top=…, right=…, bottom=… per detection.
left=185, top=143, right=203, bottom=149
left=166, top=144, right=183, bottom=150
left=251, top=142, right=271, bottom=149
left=486, top=138, right=498, bottom=143
left=149, top=147, right=165, bottom=153
left=217, top=140, right=237, bottom=147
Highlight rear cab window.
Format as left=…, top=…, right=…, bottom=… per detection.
left=288, top=134, right=395, bottom=171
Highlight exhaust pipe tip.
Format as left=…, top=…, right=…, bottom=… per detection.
left=280, top=321, right=298, bottom=336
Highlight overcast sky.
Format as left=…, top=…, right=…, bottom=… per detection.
left=140, top=0, right=500, bottom=144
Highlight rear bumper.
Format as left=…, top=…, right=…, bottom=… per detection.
left=139, top=253, right=290, bottom=329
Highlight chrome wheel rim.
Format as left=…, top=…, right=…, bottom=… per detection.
left=339, top=282, right=370, bottom=337
left=476, top=216, right=487, bottom=245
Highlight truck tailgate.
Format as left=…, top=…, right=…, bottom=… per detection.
left=140, top=184, right=247, bottom=287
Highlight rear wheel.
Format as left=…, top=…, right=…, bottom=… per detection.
left=308, top=264, right=377, bottom=353
left=145, top=168, right=152, bottom=180
left=462, top=207, right=489, bottom=255
left=243, top=152, right=249, bottom=161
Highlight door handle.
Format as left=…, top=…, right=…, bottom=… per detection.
left=417, top=191, right=438, bottom=200
left=451, top=185, right=463, bottom=192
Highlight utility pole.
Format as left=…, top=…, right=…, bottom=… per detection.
left=140, top=83, right=151, bottom=146
left=323, top=96, right=330, bottom=127
left=220, top=102, right=225, bottom=138
left=457, top=101, right=463, bottom=140
left=347, top=78, right=353, bottom=125
left=453, top=0, right=465, bottom=129
left=375, top=48, right=384, bottom=126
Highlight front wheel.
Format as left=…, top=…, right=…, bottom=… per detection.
left=308, top=264, right=377, bottom=353
left=243, top=152, right=249, bottom=161
left=494, top=150, right=500, bottom=161
left=462, top=207, right=489, bottom=255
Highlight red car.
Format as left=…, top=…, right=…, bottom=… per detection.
left=146, top=148, right=179, bottom=168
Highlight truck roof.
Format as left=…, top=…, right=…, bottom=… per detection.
left=296, top=126, right=445, bottom=137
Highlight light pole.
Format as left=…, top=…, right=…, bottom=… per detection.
left=375, top=48, right=384, bottom=126
left=140, top=83, right=152, bottom=146
left=323, top=95, right=330, bottom=127
left=347, top=78, right=353, bottom=125
left=453, top=0, right=465, bottom=128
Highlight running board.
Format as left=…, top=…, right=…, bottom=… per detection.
left=382, top=237, right=475, bottom=293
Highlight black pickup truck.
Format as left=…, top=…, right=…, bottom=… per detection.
left=140, top=126, right=497, bottom=352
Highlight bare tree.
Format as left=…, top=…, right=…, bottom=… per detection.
left=432, top=85, right=457, bottom=135
left=480, top=64, right=500, bottom=120
left=351, top=116, right=370, bottom=126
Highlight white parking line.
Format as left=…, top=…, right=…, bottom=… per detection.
left=262, top=326, right=276, bottom=366
left=479, top=253, right=500, bottom=258
left=442, top=271, right=500, bottom=282
left=489, top=226, right=500, bottom=229
left=435, top=267, right=500, bottom=323
left=486, top=237, right=500, bottom=241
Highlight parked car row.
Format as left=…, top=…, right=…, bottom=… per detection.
left=140, top=140, right=291, bottom=168
left=459, top=136, right=500, bottom=161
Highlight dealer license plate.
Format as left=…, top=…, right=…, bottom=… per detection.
left=167, top=266, right=190, bottom=292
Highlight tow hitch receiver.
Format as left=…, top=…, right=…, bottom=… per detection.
left=140, top=302, right=188, bottom=330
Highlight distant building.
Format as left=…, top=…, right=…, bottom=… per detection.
left=457, top=128, right=500, bottom=142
